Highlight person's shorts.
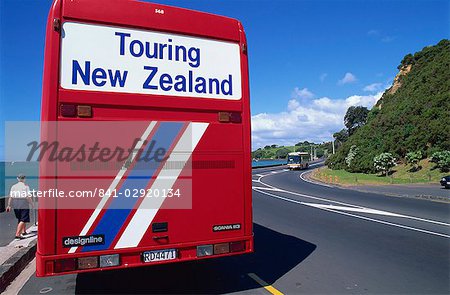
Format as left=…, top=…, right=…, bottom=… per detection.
left=14, top=208, right=30, bottom=223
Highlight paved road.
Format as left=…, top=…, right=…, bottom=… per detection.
left=350, top=183, right=449, bottom=199
left=0, top=210, right=20, bottom=246
left=0, top=201, right=37, bottom=246
left=13, top=166, right=450, bottom=294
left=252, top=167, right=449, bottom=294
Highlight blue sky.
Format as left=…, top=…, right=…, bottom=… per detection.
left=0, top=0, right=448, bottom=158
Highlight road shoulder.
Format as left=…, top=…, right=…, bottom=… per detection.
left=304, top=169, right=450, bottom=203
left=0, top=227, right=37, bottom=293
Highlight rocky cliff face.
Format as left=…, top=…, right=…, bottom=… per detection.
left=376, top=64, right=412, bottom=109
left=387, top=64, right=412, bottom=95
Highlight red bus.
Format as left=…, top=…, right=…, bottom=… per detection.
left=37, top=0, right=252, bottom=276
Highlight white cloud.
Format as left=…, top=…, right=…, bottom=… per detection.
left=292, top=87, right=314, bottom=99
left=251, top=91, right=383, bottom=149
left=381, top=36, right=395, bottom=43
left=367, top=29, right=380, bottom=36
left=320, top=73, right=328, bottom=82
left=287, top=99, right=300, bottom=111
left=338, top=72, right=357, bottom=85
left=368, top=29, right=395, bottom=43
left=363, top=82, right=383, bottom=92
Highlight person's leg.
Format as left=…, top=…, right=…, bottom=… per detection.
left=15, top=221, right=25, bottom=237
left=22, top=222, right=29, bottom=235
left=21, top=209, right=30, bottom=235
left=21, top=223, right=26, bottom=235
left=14, top=209, right=23, bottom=238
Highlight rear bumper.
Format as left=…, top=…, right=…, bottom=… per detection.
left=287, top=164, right=307, bottom=169
left=36, top=235, right=253, bottom=277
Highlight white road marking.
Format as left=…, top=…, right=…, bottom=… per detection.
left=257, top=170, right=450, bottom=227
left=300, top=170, right=332, bottom=188
left=320, top=207, right=450, bottom=239
left=257, top=177, right=365, bottom=209
left=253, top=188, right=450, bottom=239
left=256, top=177, right=276, bottom=188
left=302, top=203, right=405, bottom=217
left=252, top=186, right=282, bottom=191
left=302, top=203, right=450, bottom=226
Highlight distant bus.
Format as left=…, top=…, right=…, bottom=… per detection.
left=287, top=152, right=310, bottom=170
left=37, top=0, right=252, bottom=276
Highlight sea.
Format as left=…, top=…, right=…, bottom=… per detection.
left=0, top=160, right=285, bottom=196
left=1, top=161, right=39, bottom=197
left=252, top=159, right=286, bottom=168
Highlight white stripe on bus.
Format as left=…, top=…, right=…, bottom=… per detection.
left=68, top=122, right=157, bottom=254
left=114, top=122, right=208, bottom=249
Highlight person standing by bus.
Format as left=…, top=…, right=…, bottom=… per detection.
left=6, top=173, right=33, bottom=239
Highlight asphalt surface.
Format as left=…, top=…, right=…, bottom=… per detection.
left=350, top=183, right=449, bottom=199
left=0, top=202, right=37, bottom=246
left=12, top=166, right=450, bottom=294
left=0, top=209, right=20, bottom=246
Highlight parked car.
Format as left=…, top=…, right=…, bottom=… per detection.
left=439, top=175, right=450, bottom=189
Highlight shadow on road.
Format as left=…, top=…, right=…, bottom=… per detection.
left=75, top=223, right=316, bottom=294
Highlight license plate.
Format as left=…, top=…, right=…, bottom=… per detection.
left=142, top=249, right=177, bottom=263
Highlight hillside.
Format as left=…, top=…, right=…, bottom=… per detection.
left=328, top=39, right=450, bottom=173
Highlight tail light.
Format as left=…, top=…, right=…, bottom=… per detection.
left=77, top=105, right=92, bottom=117
left=77, top=256, right=98, bottom=270
left=213, top=243, right=230, bottom=255
left=218, top=112, right=242, bottom=123
left=54, top=254, right=120, bottom=273
left=230, top=241, right=246, bottom=252
left=60, top=104, right=77, bottom=117
left=60, top=104, right=92, bottom=117
left=197, top=241, right=246, bottom=257
left=54, top=258, right=76, bottom=273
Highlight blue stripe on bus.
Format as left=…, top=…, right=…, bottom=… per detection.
left=83, top=122, right=184, bottom=252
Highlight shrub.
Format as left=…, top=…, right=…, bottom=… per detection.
left=406, top=150, right=422, bottom=171
left=430, top=151, right=450, bottom=172
left=345, top=145, right=359, bottom=171
left=373, top=152, right=396, bottom=176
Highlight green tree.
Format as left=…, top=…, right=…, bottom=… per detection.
left=431, top=151, right=450, bottom=172
left=328, top=40, right=450, bottom=173
left=406, top=150, right=422, bottom=171
left=345, top=145, right=359, bottom=171
left=275, top=148, right=290, bottom=159
left=373, top=153, right=396, bottom=176
left=398, top=53, right=414, bottom=69
left=252, top=149, right=264, bottom=159
left=344, top=106, right=369, bottom=135
left=333, top=128, right=349, bottom=149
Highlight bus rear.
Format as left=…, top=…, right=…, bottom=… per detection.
left=37, top=0, right=252, bottom=276
left=287, top=152, right=310, bottom=170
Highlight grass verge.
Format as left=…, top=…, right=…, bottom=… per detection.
left=311, top=159, right=447, bottom=186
